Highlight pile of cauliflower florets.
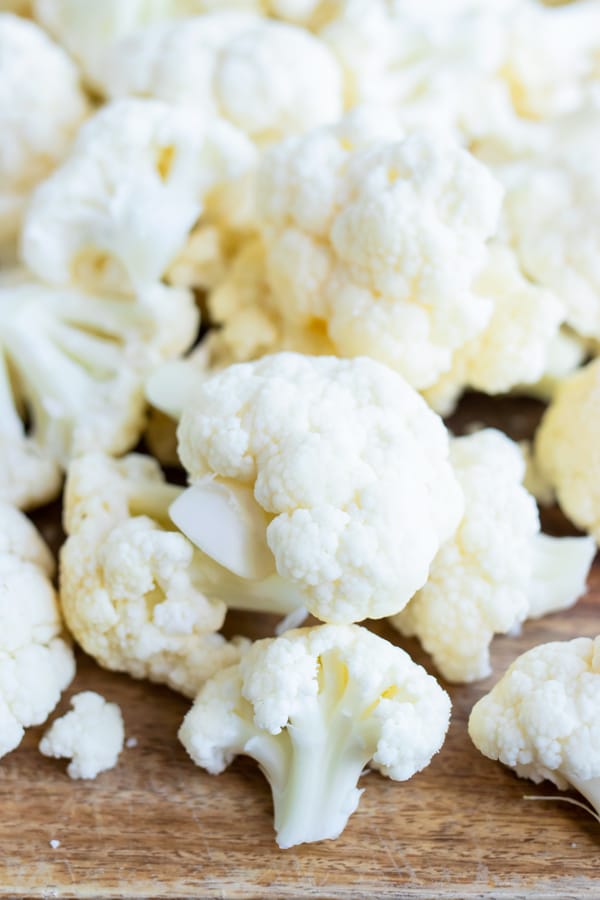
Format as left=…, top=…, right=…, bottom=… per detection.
left=2, top=0, right=600, bottom=850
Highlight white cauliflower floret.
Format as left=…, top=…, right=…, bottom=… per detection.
left=173, top=353, right=464, bottom=624
left=180, top=624, right=451, bottom=848
left=60, top=454, right=248, bottom=698
left=500, top=108, right=600, bottom=340
left=390, top=430, right=594, bottom=683
left=39, top=691, right=124, bottom=779
left=535, top=358, right=600, bottom=544
left=21, top=98, right=257, bottom=296
left=95, top=14, right=343, bottom=146
left=469, top=636, right=600, bottom=817
left=424, top=245, right=565, bottom=415
left=211, top=121, right=502, bottom=391
left=0, top=14, right=88, bottom=248
left=0, top=270, right=198, bottom=509
left=0, top=503, right=75, bottom=759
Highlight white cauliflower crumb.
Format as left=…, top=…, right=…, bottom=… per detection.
left=39, top=692, right=124, bottom=780
left=125, top=737, right=138, bottom=749
left=49, top=839, right=61, bottom=850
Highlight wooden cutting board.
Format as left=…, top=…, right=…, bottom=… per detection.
left=1, top=396, right=599, bottom=899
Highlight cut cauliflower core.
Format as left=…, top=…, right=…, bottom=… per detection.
left=391, top=430, right=595, bottom=683
left=469, top=636, right=600, bottom=819
left=173, top=352, right=464, bottom=624
left=180, top=624, right=451, bottom=848
left=0, top=271, right=198, bottom=510
left=0, top=503, right=75, bottom=759
left=39, top=691, right=124, bottom=779
left=60, top=454, right=248, bottom=698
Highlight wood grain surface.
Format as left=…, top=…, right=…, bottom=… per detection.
left=1, top=396, right=599, bottom=899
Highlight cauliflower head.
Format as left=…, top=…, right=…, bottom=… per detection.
left=39, top=691, right=124, bottom=779
left=0, top=503, right=75, bottom=759
left=0, top=270, right=198, bottom=509
left=60, top=454, right=247, bottom=698
left=21, top=98, right=257, bottom=296
left=535, top=358, right=600, bottom=544
left=95, top=14, right=343, bottom=146
left=174, top=353, right=463, bottom=624
left=391, top=430, right=594, bottom=683
left=469, top=635, right=600, bottom=817
left=180, top=623, right=451, bottom=848
left=0, top=14, right=88, bottom=247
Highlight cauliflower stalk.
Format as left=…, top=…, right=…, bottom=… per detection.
left=39, top=691, right=125, bottom=779
left=391, top=430, right=595, bottom=683
left=0, top=503, right=75, bottom=759
left=469, top=636, right=600, bottom=818
left=173, top=353, right=463, bottom=624
left=0, top=270, right=198, bottom=509
left=180, top=624, right=451, bottom=848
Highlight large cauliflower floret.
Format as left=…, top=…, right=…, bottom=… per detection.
left=247, top=121, right=503, bottom=391
left=423, top=245, right=565, bottom=415
left=469, top=636, right=600, bottom=817
left=60, top=454, right=248, bottom=698
left=499, top=108, right=600, bottom=340
left=174, top=353, right=464, bottom=623
left=0, top=14, right=88, bottom=249
left=391, top=430, right=595, bottom=683
left=0, top=503, right=75, bottom=760
left=95, top=14, right=343, bottom=146
left=0, top=270, right=198, bottom=510
left=39, top=691, right=125, bottom=779
left=180, top=624, right=451, bottom=848
left=535, top=358, right=600, bottom=544
left=21, top=98, right=257, bottom=296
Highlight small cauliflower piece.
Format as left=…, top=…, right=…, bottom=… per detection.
left=0, top=270, right=198, bottom=509
left=469, top=636, right=600, bottom=817
left=39, top=692, right=124, bottom=779
left=0, top=14, right=88, bottom=249
left=174, top=352, right=463, bottom=624
left=21, top=98, right=257, bottom=296
left=95, top=14, right=343, bottom=146
left=535, top=358, right=600, bottom=543
left=390, top=430, right=594, bottom=683
left=0, top=503, right=75, bottom=759
left=211, top=118, right=502, bottom=390
left=180, top=624, right=451, bottom=848
left=60, top=454, right=248, bottom=698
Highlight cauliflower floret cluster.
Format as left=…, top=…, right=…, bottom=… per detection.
left=0, top=503, right=75, bottom=760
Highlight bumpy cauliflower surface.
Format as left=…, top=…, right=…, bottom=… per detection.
left=39, top=691, right=125, bottom=779
left=391, top=430, right=594, bottom=683
left=21, top=98, right=257, bottom=296
left=469, top=636, right=600, bottom=817
left=0, top=503, right=75, bottom=759
left=535, top=358, right=600, bottom=544
left=95, top=14, right=342, bottom=145
left=180, top=624, right=451, bottom=848
left=60, top=454, right=247, bottom=698
left=0, top=270, right=198, bottom=509
left=0, top=14, right=88, bottom=249
left=174, top=352, right=463, bottom=623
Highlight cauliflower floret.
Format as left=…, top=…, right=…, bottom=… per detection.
left=0, top=271, right=198, bottom=509
left=39, top=691, right=124, bottom=779
left=469, top=636, right=600, bottom=817
left=173, top=353, right=464, bottom=624
left=0, top=14, right=88, bottom=249
left=0, top=503, right=75, bottom=759
left=423, top=245, right=565, bottom=415
left=21, top=98, right=257, bottom=296
left=390, top=430, right=594, bottom=683
left=180, top=624, right=451, bottom=848
left=95, top=14, right=343, bottom=146
left=60, top=454, right=248, bottom=698
left=535, top=358, right=600, bottom=543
